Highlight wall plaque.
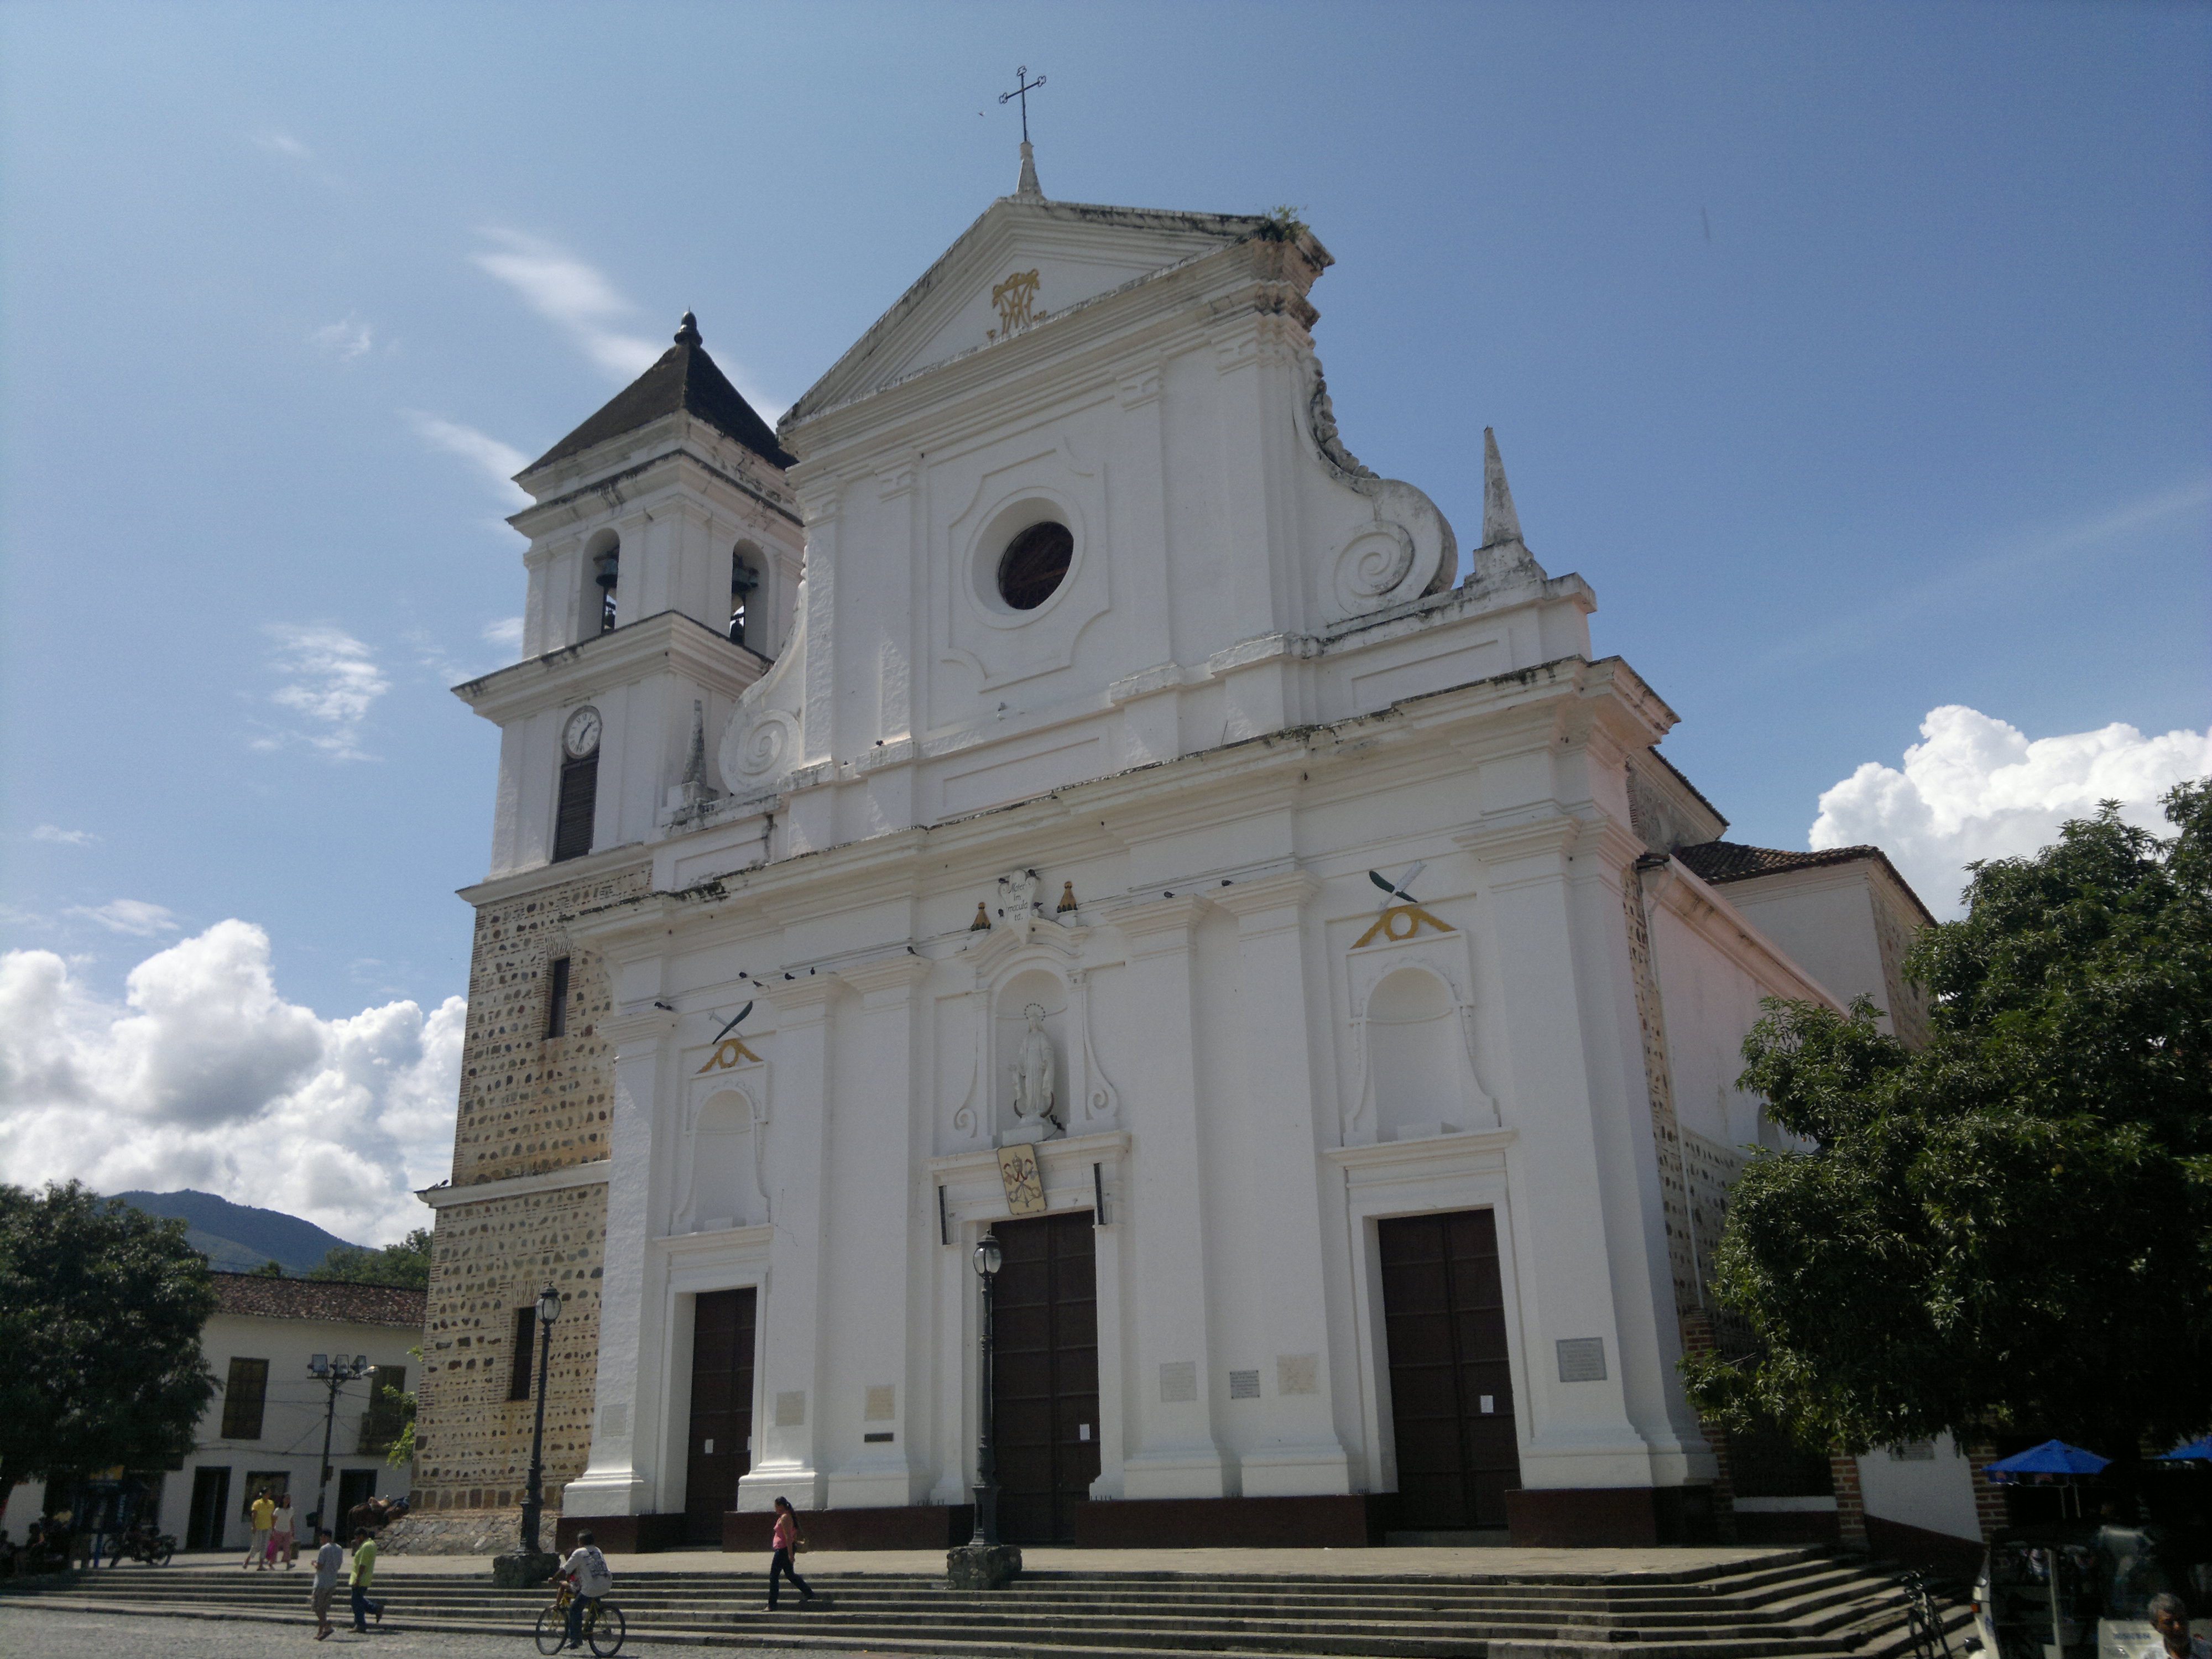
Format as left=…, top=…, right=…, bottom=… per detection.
left=996, top=1144, right=1047, bottom=1215
left=1556, top=1337, right=1608, bottom=1383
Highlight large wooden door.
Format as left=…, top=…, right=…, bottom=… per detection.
left=684, top=1287, right=758, bottom=1543
left=1378, top=1208, right=1520, bottom=1529
left=992, top=1212, right=1100, bottom=1543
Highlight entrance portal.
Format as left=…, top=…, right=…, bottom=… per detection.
left=1377, top=1208, right=1520, bottom=1529
left=684, top=1287, right=758, bottom=1543
left=992, top=1211, right=1099, bottom=1543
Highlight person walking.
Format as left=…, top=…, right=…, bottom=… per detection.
left=765, top=1497, right=815, bottom=1611
left=553, top=1529, right=613, bottom=1651
left=273, top=1496, right=297, bottom=1568
left=347, top=1530, right=385, bottom=1632
left=309, top=1529, right=343, bottom=1641
left=243, top=1489, right=275, bottom=1571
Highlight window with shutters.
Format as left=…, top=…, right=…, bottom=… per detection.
left=221, top=1358, right=270, bottom=1440
left=358, top=1365, right=408, bottom=1455
left=552, top=755, right=597, bottom=862
left=509, top=1306, right=536, bottom=1401
left=546, top=957, right=572, bottom=1038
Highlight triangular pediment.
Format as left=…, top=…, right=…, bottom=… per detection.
left=786, top=192, right=1273, bottom=425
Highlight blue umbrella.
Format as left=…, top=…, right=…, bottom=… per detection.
left=2153, top=1436, right=2212, bottom=1463
left=1984, top=1439, right=2111, bottom=1483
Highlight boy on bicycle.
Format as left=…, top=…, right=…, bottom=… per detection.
left=554, top=1530, right=613, bottom=1651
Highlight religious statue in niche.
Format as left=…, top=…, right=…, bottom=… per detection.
left=1004, top=1003, right=1061, bottom=1145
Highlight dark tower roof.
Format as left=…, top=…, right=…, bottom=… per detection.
left=527, top=312, right=796, bottom=474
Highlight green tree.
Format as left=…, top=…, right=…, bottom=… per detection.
left=310, top=1227, right=432, bottom=1290
left=250, top=1259, right=285, bottom=1277
left=0, top=1181, right=219, bottom=1484
left=1685, top=781, right=2211, bottom=1458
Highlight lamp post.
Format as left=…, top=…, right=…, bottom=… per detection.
left=306, top=1354, right=373, bottom=1540
left=518, top=1284, right=564, bottom=1558
left=970, top=1232, right=1003, bottom=1546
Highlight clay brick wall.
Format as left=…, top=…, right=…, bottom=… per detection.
left=411, top=863, right=647, bottom=1515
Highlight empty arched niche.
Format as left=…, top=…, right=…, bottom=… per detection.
left=682, top=1089, right=761, bottom=1232
left=1365, top=967, right=1473, bottom=1142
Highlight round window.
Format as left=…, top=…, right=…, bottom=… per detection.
left=995, top=521, right=1073, bottom=611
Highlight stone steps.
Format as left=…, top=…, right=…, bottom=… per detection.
left=0, top=1550, right=1974, bottom=1659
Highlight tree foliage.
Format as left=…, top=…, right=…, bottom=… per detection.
left=0, top=1181, right=219, bottom=1483
left=1684, top=781, right=2212, bottom=1456
left=310, top=1227, right=431, bottom=1290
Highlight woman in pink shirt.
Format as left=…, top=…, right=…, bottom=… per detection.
left=765, top=1497, right=816, bottom=1610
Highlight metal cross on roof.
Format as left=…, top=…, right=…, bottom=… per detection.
left=999, top=64, right=1046, bottom=143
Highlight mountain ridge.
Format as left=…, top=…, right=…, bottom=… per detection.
left=112, top=1188, right=364, bottom=1276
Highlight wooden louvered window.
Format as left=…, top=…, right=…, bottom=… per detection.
left=546, top=957, right=571, bottom=1039
left=221, top=1358, right=270, bottom=1440
left=552, top=754, right=597, bottom=862
left=509, top=1307, right=537, bottom=1401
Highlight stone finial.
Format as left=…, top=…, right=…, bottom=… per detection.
left=679, top=700, right=718, bottom=809
left=1015, top=140, right=1044, bottom=202
left=675, top=311, right=702, bottom=347
left=970, top=901, right=993, bottom=932
left=1057, top=880, right=1078, bottom=915
left=1481, top=427, right=1522, bottom=547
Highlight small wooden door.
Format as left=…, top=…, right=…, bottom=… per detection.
left=684, top=1287, right=758, bottom=1543
left=186, top=1465, right=231, bottom=1551
left=1378, top=1208, right=1520, bottom=1529
left=992, top=1212, right=1100, bottom=1543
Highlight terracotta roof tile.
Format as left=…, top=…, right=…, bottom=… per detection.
left=212, top=1271, right=425, bottom=1329
left=1673, top=839, right=1938, bottom=927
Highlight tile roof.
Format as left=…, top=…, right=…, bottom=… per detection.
left=1673, top=840, right=1938, bottom=926
left=211, top=1271, right=425, bottom=1329
left=528, top=314, right=795, bottom=474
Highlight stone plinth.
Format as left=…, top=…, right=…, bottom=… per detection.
left=946, top=1543, right=1022, bottom=1589
left=491, top=1549, right=561, bottom=1589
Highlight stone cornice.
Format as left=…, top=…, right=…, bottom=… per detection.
left=1324, top=1127, right=1518, bottom=1172
left=452, top=610, right=766, bottom=724
left=1647, top=859, right=1839, bottom=1010
left=1209, top=867, right=1322, bottom=928
left=513, top=416, right=802, bottom=531
left=416, top=1159, right=611, bottom=1210
left=833, top=951, right=936, bottom=996
left=599, top=1007, right=680, bottom=1049
left=456, top=844, right=654, bottom=909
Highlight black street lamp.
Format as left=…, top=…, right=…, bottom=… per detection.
left=306, top=1353, right=374, bottom=1539
left=519, top=1284, right=564, bottom=1558
left=970, top=1232, right=1004, bottom=1546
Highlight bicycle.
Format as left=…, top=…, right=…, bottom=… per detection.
left=535, top=1580, right=625, bottom=1657
left=1900, top=1570, right=1954, bottom=1659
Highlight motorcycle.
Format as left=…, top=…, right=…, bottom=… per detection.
left=112, top=1520, right=175, bottom=1568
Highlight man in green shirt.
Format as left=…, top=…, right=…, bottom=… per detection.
left=348, top=1532, right=385, bottom=1631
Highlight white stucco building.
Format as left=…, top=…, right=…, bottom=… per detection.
left=416, top=147, right=1973, bottom=1553
left=2, top=1272, right=419, bottom=1553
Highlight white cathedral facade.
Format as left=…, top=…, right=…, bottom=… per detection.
left=430, top=147, right=1940, bottom=1551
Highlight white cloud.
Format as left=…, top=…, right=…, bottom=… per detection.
left=1811, top=705, right=2212, bottom=916
left=252, top=130, right=314, bottom=161
left=482, top=617, right=524, bottom=658
left=469, top=226, right=786, bottom=419
left=30, top=825, right=95, bottom=847
left=310, top=315, right=374, bottom=362
left=255, top=624, right=388, bottom=761
left=0, top=922, right=464, bottom=1246
left=65, top=899, right=182, bottom=938
left=472, top=227, right=662, bottom=381
left=404, top=411, right=530, bottom=508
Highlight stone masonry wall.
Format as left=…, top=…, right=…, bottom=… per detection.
left=411, top=862, right=648, bottom=1521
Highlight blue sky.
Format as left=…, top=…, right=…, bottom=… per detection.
left=2, top=1, right=2206, bottom=1240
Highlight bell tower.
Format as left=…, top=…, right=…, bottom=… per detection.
left=455, top=313, right=804, bottom=875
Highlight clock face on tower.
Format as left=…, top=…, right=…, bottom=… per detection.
left=562, top=706, right=603, bottom=759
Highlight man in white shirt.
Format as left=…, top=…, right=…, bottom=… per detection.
left=2144, top=1594, right=2211, bottom=1659
left=308, top=1529, right=345, bottom=1641
left=556, top=1530, right=613, bottom=1651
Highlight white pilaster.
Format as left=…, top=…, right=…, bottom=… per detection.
left=1112, top=894, right=1228, bottom=1499
left=561, top=1005, right=677, bottom=1517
